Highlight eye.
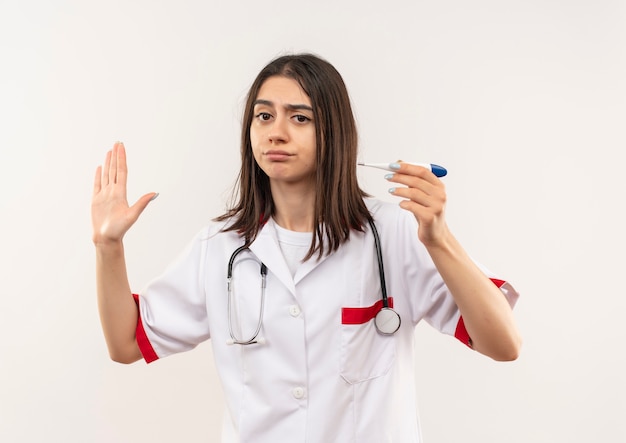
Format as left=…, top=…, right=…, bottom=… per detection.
left=255, top=112, right=272, bottom=122
left=293, top=114, right=311, bottom=123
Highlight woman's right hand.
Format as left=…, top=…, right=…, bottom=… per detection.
left=91, top=142, right=157, bottom=246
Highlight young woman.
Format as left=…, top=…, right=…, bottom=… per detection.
left=92, top=53, right=521, bottom=442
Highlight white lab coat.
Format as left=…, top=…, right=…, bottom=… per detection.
left=136, top=198, right=519, bottom=443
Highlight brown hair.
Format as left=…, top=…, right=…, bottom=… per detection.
left=216, top=53, right=371, bottom=259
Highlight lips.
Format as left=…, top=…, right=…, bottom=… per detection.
left=264, top=150, right=293, bottom=161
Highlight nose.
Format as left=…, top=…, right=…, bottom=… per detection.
left=268, top=115, right=288, bottom=144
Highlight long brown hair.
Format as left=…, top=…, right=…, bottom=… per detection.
left=216, top=53, right=371, bottom=260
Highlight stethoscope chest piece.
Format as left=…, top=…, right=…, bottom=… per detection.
left=374, top=307, right=401, bottom=335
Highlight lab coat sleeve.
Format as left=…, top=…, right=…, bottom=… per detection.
left=133, top=228, right=211, bottom=363
left=422, top=266, right=519, bottom=347
left=388, top=203, right=519, bottom=344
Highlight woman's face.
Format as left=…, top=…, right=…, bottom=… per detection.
left=250, top=76, right=317, bottom=187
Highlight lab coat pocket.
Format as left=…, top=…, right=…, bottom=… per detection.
left=340, top=302, right=396, bottom=384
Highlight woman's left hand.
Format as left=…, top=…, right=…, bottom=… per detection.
left=386, top=162, right=449, bottom=247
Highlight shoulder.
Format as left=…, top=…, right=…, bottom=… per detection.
left=364, top=198, right=417, bottom=231
left=190, top=218, right=244, bottom=249
left=363, top=198, right=427, bottom=262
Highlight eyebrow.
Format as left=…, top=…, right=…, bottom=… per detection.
left=253, top=99, right=313, bottom=112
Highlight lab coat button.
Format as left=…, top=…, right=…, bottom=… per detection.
left=289, top=305, right=301, bottom=317
left=292, top=387, right=305, bottom=399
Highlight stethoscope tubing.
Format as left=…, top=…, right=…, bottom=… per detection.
left=226, top=217, right=400, bottom=344
left=227, top=245, right=267, bottom=345
left=367, top=219, right=389, bottom=308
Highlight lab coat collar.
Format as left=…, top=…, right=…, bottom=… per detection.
left=293, top=242, right=330, bottom=284
left=248, top=219, right=331, bottom=296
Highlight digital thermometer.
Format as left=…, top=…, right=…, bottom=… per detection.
left=358, top=162, right=447, bottom=177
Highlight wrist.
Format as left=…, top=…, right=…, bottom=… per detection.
left=419, top=224, right=454, bottom=250
left=93, top=237, right=125, bottom=253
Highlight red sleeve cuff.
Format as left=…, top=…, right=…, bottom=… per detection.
left=132, top=294, right=159, bottom=364
left=453, top=278, right=508, bottom=348
left=454, top=316, right=472, bottom=348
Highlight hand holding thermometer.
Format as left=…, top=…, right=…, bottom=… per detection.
left=358, top=162, right=448, bottom=177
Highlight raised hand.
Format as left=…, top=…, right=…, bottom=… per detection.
left=91, top=142, right=157, bottom=246
left=386, top=162, right=449, bottom=248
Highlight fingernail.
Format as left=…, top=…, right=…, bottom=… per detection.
left=388, top=187, right=396, bottom=194
left=389, top=162, right=400, bottom=170
left=384, top=173, right=394, bottom=180
left=150, top=193, right=159, bottom=201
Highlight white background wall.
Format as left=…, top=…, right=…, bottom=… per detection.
left=1, top=0, right=625, bottom=442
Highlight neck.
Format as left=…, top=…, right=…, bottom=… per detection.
left=270, top=180, right=315, bottom=232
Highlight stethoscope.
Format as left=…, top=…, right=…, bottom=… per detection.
left=226, top=219, right=401, bottom=345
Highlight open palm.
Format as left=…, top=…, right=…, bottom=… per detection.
left=91, top=142, right=156, bottom=245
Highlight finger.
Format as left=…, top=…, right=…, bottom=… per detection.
left=386, top=173, right=438, bottom=197
left=399, top=199, right=428, bottom=217
left=128, top=192, right=159, bottom=223
left=116, top=142, right=128, bottom=188
left=398, top=200, right=441, bottom=230
left=108, top=142, right=119, bottom=185
left=396, top=162, right=441, bottom=185
left=93, top=166, right=102, bottom=195
left=102, top=150, right=112, bottom=186
left=389, top=186, right=434, bottom=208
left=400, top=198, right=445, bottom=225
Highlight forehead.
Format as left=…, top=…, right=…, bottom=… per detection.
left=255, top=76, right=311, bottom=106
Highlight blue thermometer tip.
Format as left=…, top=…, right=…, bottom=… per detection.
left=430, top=164, right=447, bottom=177
left=358, top=162, right=448, bottom=178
